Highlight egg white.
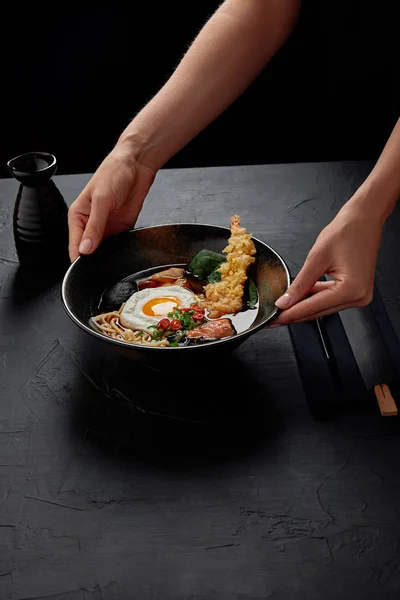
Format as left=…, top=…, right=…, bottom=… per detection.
left=120, top=285, right=199, bottom=335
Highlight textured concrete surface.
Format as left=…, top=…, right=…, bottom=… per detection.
left=1, top=162, right=400, bottom=600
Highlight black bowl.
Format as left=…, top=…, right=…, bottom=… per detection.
left=61, top=224, right=290, bottom=366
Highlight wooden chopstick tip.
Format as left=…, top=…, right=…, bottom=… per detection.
left=374, top=384, right=398, bottom=417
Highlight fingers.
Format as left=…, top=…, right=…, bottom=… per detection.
left=275, top=250, right=327, bottom=310
left=283, top=302, right=355, bottom=323
left=274, top=281, right=352, bottom=325
left=67, top=189, right=113, bottom=261
left=77, top=193, right=113, bottom=257
left=309, top=280, right=336, bottom=294
left=68, top=204, right=86, bottom=262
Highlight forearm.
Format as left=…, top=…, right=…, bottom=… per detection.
left=119, top=0, right=300, bottom=170
left=348, top=117, right=400, bottom=224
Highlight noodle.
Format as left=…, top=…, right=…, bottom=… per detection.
left=91, top=306, right=169, bottom=347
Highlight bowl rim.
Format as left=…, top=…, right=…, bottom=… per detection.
left=61, top=222, right=291, bottom=352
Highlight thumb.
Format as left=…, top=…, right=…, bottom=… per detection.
left=275, top=251, right=326, bottom=309
left=78, top=193, right=113, bottom=255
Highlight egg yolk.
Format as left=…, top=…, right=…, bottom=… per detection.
left=142, top=296, right=181, bottom=317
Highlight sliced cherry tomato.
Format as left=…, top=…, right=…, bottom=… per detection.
left=171, top=319, right=182, bottom=331
left=180, top=307, right=192, bottom=313
left=191, top=304, right=204, bottom=313
left=192, top=312, right=204, bottom=322
left=157, top=318, right=170, bottom=331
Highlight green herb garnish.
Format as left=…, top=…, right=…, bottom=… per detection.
left=147, top=324, right=164, bottom=340
left=188, top=249, right=226, bottom=280
left=167, top=307, right=197, bottom=331
left=208, top=265, right=222, bottom=283
left=147, top=305, right=205, bottom=346
left=247, top=278, right=258, bottom=309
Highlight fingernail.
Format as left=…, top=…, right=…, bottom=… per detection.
left=268, top=323, right=281, bottom=329
left=275, top=293, right=291, bottom=309
left=79, top=238, right=93, bottom=254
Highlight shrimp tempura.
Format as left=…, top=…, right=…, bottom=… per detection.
left=204, top=215, right=256, bottom=318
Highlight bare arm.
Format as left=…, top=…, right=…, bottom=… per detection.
left=275, top=117, right=400, bottom=323
left=69, top=0, right=301, bottom=259
left=119, top=0, right=301, bottom=170
left=347, top=117, right=400, bottom=224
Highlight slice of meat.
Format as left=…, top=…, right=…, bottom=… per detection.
left=175, top=278, right=193, bottom=290
left=187, top=318, right=235, bottom=340
left=183, top=272, right=206, bottom=295
left=151, top=267, right=185, bottom=283
left=138, top=279, right=158, bottom=290
left=159, top=278, right=191, bottom=288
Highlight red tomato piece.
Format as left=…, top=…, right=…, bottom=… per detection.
left=157, top=318, right=170, bottom=331
left=191, top=304, right=204, bottom=313
left=171, top=319, right=182, bottom=331
left=192, top=312, right=204, bottom=322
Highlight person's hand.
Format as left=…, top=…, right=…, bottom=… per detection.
left=68, top=144, right=156, bottom=261
left=273, top=202, right=383, bottom=325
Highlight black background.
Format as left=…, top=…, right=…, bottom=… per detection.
left=1, top=1, right=398, bottom=178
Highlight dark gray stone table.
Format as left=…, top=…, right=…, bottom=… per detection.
left=1, top=162, right=400, bottom=600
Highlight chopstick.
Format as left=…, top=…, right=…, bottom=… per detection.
left=370, top=285, right=400, bottom=417
left=374, top=383, right=398, bottom=417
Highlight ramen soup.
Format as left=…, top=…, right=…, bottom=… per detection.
left=91, top=215, right=259, bottom=348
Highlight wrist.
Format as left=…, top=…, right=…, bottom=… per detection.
left=345, top=178, right=398, bottom=227
left=116, top=130, right=148, bottom=161
left=117, top=124, right=164, bottom=173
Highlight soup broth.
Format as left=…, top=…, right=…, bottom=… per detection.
left=91, top=263, right=258, bottom=347
left=90, top=215, right=258, bottom=348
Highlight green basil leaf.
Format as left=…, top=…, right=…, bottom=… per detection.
left=248, top=278, right=258, bottom=309
left=188, top=249, right=226, bottom=280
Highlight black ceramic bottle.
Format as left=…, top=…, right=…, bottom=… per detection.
left=7, top=152, right=69, bottom=270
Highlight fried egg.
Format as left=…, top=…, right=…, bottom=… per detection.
left=120, top=285, right=199, bottom=335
